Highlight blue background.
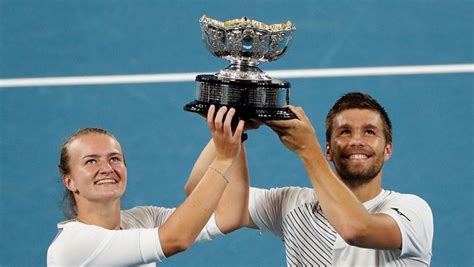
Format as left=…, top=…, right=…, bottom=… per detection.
left=1, top=0, right=473, bottom=266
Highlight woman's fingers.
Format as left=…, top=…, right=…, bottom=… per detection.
left=223, top=108, right=236, bottom=136
left=233, top=119, right=245, bottom=140
left=214, top=106, right=228, bottom=132
left=209, top=106, right=244, bottom=142
left=207, top=105, right=216, bottom=132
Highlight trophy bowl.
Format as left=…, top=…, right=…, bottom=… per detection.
left=184, top=15, right=296, bottom=120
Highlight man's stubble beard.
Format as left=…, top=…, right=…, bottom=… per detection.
left=332, top=151, right=385, bottom=188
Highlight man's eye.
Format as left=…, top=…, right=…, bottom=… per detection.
left=340, top=129, right=350, bottom=135
left=366, top=130, right=376, bottom=135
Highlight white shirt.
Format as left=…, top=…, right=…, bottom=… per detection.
left=249, top=187, right=433, bottom=266
left=47, top=206, right=222, bottom=267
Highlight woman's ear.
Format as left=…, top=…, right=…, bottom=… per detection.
left=63, top=174, right=77, bottom=193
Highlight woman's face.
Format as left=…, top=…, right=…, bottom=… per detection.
left=63, top=133, right=127, bottom=203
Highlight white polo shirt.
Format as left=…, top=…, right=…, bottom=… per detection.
left=47, top=206, right=222, bottom=266
left=249, top=187, right=433, bottom=266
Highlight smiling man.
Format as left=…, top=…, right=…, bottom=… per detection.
left=186, top=92, right=434, bottom=266
left=255, top=92, right=434, bottom=266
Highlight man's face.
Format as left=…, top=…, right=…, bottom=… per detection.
left=63, top=133, right=127, bottom=202
left=326, top=109, right=392, bottom=187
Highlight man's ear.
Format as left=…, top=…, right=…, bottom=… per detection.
left=326, top=142, right=333, bottom=161
left=384, top=142, right=393, bottom=161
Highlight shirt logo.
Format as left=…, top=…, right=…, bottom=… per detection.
left=391, top=207, right=411, bottom=221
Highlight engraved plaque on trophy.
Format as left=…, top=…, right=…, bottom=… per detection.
left=184, top=15, right=296, bottom=120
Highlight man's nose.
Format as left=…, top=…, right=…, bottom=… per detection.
left=349, top=132, right=365, bottom=146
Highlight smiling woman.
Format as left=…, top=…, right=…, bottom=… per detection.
left=58, top=128, right=123, bottom=220
left=47, top=106, right=248, bottom=266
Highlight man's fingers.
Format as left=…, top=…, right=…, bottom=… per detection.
left=266, top=119, right=296, bottom=132
left=265, top=105, right=304, bottom=129
left=286, top=105, right=311, bottom=123
left=286, top=105, right=304, bottom=118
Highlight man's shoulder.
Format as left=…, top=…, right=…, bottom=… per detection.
left=250, top=186, right=314, bottom=197
left=377, top=190, right=433, bottom=218
left=382, top=190, right=431, bottom=207
left=250, top=186, right=316, bottom=210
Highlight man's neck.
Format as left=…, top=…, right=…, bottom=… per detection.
left=345, top=175, right=382, bottom=203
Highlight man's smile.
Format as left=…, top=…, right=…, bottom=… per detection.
left=346, top=153, right=370, bottom=160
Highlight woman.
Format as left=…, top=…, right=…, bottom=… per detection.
left=47, top=105, right=246, bottom=266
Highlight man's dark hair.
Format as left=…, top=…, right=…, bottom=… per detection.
left=325, top=92, right=392, bottom=144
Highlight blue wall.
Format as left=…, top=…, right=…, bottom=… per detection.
left=1, top=1, right=473, bottom=266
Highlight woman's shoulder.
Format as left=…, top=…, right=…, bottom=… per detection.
left=121, top=206, right=176, bottom=228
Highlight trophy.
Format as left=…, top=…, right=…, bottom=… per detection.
left=184, top=15, right=296, bottom=120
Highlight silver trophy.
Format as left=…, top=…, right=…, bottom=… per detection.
left=184, top=15, right=296, bottom=120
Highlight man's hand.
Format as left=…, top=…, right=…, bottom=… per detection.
left=265, top=105, right=320, bottom=156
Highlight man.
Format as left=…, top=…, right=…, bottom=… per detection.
left=185, top=92, right=433, bottom=266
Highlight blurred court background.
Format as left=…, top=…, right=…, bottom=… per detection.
left=1, top=0, right=473, bottom=266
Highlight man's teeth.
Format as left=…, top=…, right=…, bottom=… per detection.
left=95, top=179, right=117, bottom=185
left=349, top=154, right=368, bottom=159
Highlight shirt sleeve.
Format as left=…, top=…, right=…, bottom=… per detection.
left=248, top=187, right=307, bottom=239
left=144, top=206, right=223, bottom=243
left=47, top=223, right=165, bottom=266
left=194, top=214, right=224, bottom=242
left=380, top=194, right=433, bottom=262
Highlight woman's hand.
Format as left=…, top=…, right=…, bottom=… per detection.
left=207, top=105, right=245, bottom=165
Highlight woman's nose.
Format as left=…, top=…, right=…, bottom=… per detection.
left=99, top=161, right=113, bottom=174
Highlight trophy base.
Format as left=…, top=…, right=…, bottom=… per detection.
left=184, top=101, right=295, bottom=120
left=184, top=74, right=295, bottom=120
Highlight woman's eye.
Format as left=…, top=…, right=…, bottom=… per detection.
left=110, top=157, right=121, bottom=163
left=85, top=159, right=96, bottom=165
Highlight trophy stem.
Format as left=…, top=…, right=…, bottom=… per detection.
left=218, top=62, right=271, bottom=81
left=228, top=58, right=259, bottom=67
